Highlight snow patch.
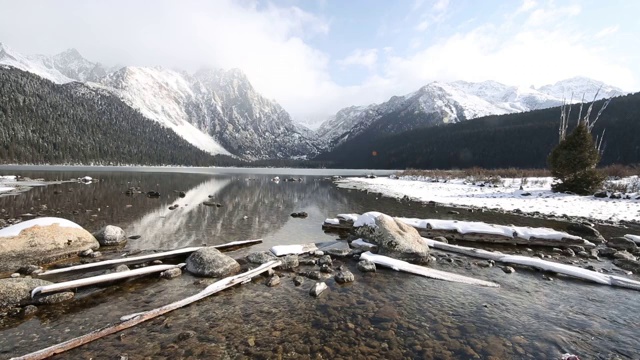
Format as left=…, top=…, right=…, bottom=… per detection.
left=624, top=234, right=640, bottom=245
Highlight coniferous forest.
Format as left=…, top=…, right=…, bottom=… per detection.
left=314, top=93, right=640, bottom=169
left=0, top=67, right=242, bottom=166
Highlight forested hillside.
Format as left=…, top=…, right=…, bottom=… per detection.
left=314, top=92, right=640, bottom=169
left=0, top=66, right=238, bottom=166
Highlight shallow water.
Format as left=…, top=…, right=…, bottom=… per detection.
left=0, top=167, right=638, bottom=359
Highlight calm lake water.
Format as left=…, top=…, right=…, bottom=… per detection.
left=0, top=167, right=638, bottom=359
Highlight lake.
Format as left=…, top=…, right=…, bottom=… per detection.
left=0, top=167, right=638, bottom=359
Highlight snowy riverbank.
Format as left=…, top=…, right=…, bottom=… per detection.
left=336, top=176, right=640, bottom=222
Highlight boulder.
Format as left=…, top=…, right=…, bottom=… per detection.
left=266, top=274, right=281, bottom=287
left=566, top=223, right=606, bottom=244
left=607, top=237, right=639, bottom=253
left=246, top=251, right=277, bottom=264
left=596, top=246, right=617, bottom=258
left=613, top=251, right=636, bottom=261
left=93, top=225, right=127, bottom=246
left=160, top=268, right=182, bottom=279
left=317, top=255, right=333, bottom=267
left=293, top=276, right=304, bottom=286
left=185, top=247, right=240, bottom=277
left=593, top=191, right=608, bottom=198
left=0, top=218, right=99, bottom=272
left=0, top=278, right=74, bottom=310
left=356, top=214, right=430, bottom=263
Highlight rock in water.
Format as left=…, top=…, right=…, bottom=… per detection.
left=0, top=278, right=74, bottom=310
left=266, top=274, right=281, bottom=287
left=186, top=247, right=240, bottom=277
left=613, top=258, right=640, bottom=273
left=357, top=260, right=376, bottom=272
left=317, top=255, right=333, bottom=266
left=291, top=212, right=308, bottom=218
left=356, top=214, right=430, bottom=263
left=93, top=225, right=127, bottom=246
left=566, top=223, right=605, bottom=244
left=334, top=270, right=355, bottom=284
left=309, top=282, right=328, bottom=297
left=278, top=255, right=299, bottom=270
left=246, top=251, right=277, bottom=264
left=607, top=237, right=639, bottom=253
left=160, top=268, right=182, bottom=279
left=293, top=276, right=304, bottom=286
left=0, top=218, right=99, bottom=272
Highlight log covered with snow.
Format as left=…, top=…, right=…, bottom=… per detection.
left=324, top=212, right=594, bottom=248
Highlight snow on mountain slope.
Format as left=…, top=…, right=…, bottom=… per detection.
left=0, top=43, right=74, bottom=84
left=51, top=48, right=107, bottom=82
left=538, top=76, right=624, bottom=102
left=318, top=77, right=628, bottom=150
left=97, top=67, right=231, bottom=156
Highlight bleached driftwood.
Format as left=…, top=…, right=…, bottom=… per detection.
left=423, top=238, right=640, bottom=291
left=360, top=252, right=499, bottom=288
left=38, top=238, right=262, bottom=277
left=625, top=234, right=640, bottom=245
left=14, top=261, right=281, bottom=360
left=270, top=243, right=318, bottom=256
left=31, top=264, right=185, bottom=298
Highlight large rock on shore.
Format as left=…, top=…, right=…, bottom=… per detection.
left=0, top=278, right=74, bottom=311
left=607, top=237, right=639, bottom=253
left=355, top=214, right=430, bottom=264
left=92, top=225, right=127, bottom=246
left=566, top=223, right=605, bottom=244
left=186, top=247, right=240, bottom=277
left=0, top=218, right=99, bottom=272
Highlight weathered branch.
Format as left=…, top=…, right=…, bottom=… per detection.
left=13, top=260, right=281, bottom=360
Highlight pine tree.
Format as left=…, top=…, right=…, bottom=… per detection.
left=547, top=122, right=604, bottom=194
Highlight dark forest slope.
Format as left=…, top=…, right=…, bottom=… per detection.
left=0, top=66, right=241, bottom=166
left=315, top=92, right=640, bottom=169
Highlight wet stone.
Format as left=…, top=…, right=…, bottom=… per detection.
left=22, top=304, right=38, bottom=317
left=293, top=276, right=304, bottom=286
left=79, top=249, right=94, bottom=257
left=278, top=255, right=299, bottom=270
left=305, top=271, right=322, bottom=280
left=318, top=255, right=332, bottom=266
left=309, top=282, right=328, bottom=297
left=357, top=260, right=377, bottom=272
left=246, top=251, right=277, bottom=265
left=334, top=270, right=355, bottom=284
left=114, top=265, right=130, bottom=272
left=320, top=264, right=333, bottom=273
left=177, top=331, right=196, bottom=341
left=89, top=251, right=102, bottom=258
left=266, top=274, right=281, bottom=287
left=325, top=248, right=351, bottom=257
left=299, top=258, right=317, bottom=266
left=160, top=268, right=182, bottom=279
left=502, top=266, right=515, bottom=274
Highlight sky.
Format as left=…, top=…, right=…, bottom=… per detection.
left=0, top=0, right=638, bottom=123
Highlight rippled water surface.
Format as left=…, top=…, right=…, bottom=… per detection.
left=0, top=167, right=638, bottom=359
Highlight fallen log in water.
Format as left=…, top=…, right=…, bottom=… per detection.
left=423, top=238, right=640, bottom=291
left=323, top=212, right=595, bottom=248
left=38, top=238, right=262, bottom=277
left=360, top=251, right=500, bottom=287
left=14, top=260, right=281, bottom=360
left=31, top=264, right=185, bottom=298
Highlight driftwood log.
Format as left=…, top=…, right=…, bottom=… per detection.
left=13, top=260, right=281, bottom=360
left=360, top=251, right=499, bottom=287
left=31, top=264, right=185, bottom=298
left=39, top=238, right=262, bottom=277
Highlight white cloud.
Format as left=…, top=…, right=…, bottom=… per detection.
left=337, top=48, right=379, bottom=69
left=595, top=25, right=619, bottom=39
left=516, top=0, right=538, bottom=14
left=415, top=20, right=430, bottom=31
left=433, top=0, right=450, bottom=12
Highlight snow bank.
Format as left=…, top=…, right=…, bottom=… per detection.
left=0, top=217, right=83, bottom=237
left=336, top=176, right=640, bottom=222
left=337, top=213, right=359, bottom=222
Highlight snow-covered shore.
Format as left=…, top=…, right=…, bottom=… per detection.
left=336, top=176, right=640, bottom=222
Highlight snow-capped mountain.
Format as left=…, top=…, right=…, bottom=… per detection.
left=0, top=42, right=319, bottom=160
left=317, top=77, right=626, bottom=149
